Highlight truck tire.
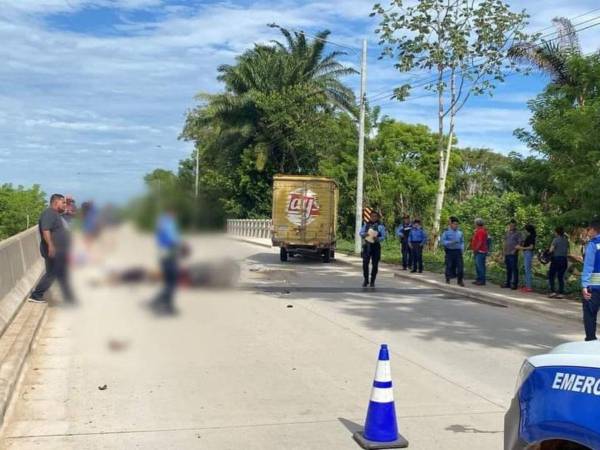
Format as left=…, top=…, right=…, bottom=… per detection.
left=280, top=248, right=288, bottom=262
left=322, top=249, right=331, bottom=263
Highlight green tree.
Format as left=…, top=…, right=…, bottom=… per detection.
left=179, top=26, right=358, bottom=223
left=0, top=184, right=46, bottom=239
left=371, top=0, right=535, bottom=244
left=515, top=54, right=600, bottom=226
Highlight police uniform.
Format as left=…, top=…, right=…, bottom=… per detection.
left=441, top=227, right=465, bottom=284
left=582, top=233, right=600, bottom=341
left=360, top=221, right=386, bottom=287
left=395, top=222, right=413, bottom=270
left=408, top=226, right=427, bottom=273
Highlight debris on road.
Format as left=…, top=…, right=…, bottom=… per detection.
left=98, top=384, right=108, bottom=391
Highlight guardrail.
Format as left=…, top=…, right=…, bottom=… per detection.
left=227, top=219, right=272, bottom=240
left=0, top=227, right=43, bottom=335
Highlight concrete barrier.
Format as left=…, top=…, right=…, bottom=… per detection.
left=227, top=219, right=272, bottom=240
left=0, top=227, right=43, bottom=336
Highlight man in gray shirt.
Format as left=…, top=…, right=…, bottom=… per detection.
left=503, top=220, right=522, bottom=290
left=29, top=194, right=75, bottom=303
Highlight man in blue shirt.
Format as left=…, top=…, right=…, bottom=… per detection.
left=441, top=216, right=465, bottom=286
left=408, top=219, right=427, bottom=273
left=360, top=211, right=386, bottom=288
left=581, top=220, right=600, bottom=341
left=152, top=209, right=180, bottom=315
left=395, top=215, right=412, bottom=271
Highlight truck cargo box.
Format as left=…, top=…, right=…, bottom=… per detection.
left=271, top=175, right=338, bottom=262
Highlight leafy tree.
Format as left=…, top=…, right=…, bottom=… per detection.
left=515, top=54, right=600, bottom=227
left=450, top=148, right=510, bottom=202
left=371, top=0, right=535, bottom=244
left=0, top=184, right=46, bottom=239
left=179, top=26, right=358, bottom=223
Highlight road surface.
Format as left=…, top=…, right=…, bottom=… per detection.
left=0, top=228, right=582, bottom=449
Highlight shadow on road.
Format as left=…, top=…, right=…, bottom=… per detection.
left=243, top=251, right=578, bottom=356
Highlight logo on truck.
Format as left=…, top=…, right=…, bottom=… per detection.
left=287, top=189, right=320, bottom=226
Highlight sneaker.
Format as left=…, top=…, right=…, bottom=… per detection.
left=28, top=297, right=47, bottom=304
left=362, top=280, right=368, bottom=288
left=369, top=282, right=375, bottom=289
left=523, top=287, right=534, bottom=293
left=445, top=278, right=450, bottom=284
left=555, top=294, right=565, bottom=299
left=458, top=280, right=465, bottom=287
left=501, top=284, right=510, bottom=289
left=511, top=286, right=518, bottom=290
left=548, top=292, right=557, bottom=298
left=410, top=270, right=417, bottom=273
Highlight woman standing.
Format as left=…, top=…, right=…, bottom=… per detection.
left=518, top=224, right=536, bottom=293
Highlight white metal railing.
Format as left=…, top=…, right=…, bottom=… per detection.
left=227, top=219, right=272, bottom=239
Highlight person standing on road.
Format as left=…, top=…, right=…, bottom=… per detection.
left=441, top=217, right=465, bottom=287
left=503, top=220, right=522, bottom=290
left=548, top=227, right=570, bottom=299
left=470, top=218, right=489, bottom=286
left=152, top=209, right=181, bottom=315
left=395, top=215, right=412, bottom=271
left=29, top=194, right=76, bottom=304
left=408, top=219, right=427, bottom=273
left=360, top=211, right=386, bottom=288
left=517, top=224, right=537, bottom=293
left=581, top=220, right=600, bottom=341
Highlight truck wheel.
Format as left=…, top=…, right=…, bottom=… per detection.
left=280, top=248, right=288, bottom=262
left=322, top=249, right=331, bottom=263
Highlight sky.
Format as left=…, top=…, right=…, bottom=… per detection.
left=1, top=0, right=599, bottom=204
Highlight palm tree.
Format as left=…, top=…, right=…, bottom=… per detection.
left=193, top=26, right=357, bottom=172
left=509, top=17, right=585, bottom=105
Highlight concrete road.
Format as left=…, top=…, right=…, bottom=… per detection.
left=0, top=230, right=582, bottom=449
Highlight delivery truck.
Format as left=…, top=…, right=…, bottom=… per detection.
left=271, top=175, right=338, bottom=263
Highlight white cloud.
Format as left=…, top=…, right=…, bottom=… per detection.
left=1, top=0, right=598, bottom=201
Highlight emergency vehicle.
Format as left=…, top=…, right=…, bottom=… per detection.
left=505, top=340, right=600, bottom=450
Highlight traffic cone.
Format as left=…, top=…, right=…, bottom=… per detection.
left=353, top=344, right=409, bottom=449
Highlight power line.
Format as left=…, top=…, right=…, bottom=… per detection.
left=367, top=9, right=600, bottom=102
left=368, top=15, right=600, bottom=104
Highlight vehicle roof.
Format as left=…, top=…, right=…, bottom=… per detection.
left=529, top=341, right=600, bottom=369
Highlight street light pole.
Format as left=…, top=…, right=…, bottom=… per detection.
left=354, top=39, right=367, bottom=255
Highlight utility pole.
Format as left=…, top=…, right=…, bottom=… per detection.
left=354, top=39, right=367, bottom=254
left=194, top=148, right=200, bottom=198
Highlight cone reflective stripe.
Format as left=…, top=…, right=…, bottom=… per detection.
left=353, top=344, right=408, bottom=449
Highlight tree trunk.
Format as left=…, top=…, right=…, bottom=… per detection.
left=431, top=69, right=446, bottom=248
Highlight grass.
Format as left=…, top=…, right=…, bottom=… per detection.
left=337, top=238, right=581, bottom=297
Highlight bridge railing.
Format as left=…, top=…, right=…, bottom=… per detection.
left=227, top=219, right=272, bottom=240
left=0, top=227, right=43, bottom=335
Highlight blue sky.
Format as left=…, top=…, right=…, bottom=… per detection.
left=1, top=0, right=599, bottom=204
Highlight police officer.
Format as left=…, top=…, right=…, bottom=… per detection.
left=152, top=208, right=181, bottom=315
left=395, top=215, right=413, bottom=271
left=408, top=219, right=427, bottom=273
left=582, top=220, right=600, bottom=341
left=360, top=211, right=386, bottom=288
left=441, top=216, right=465, bottom=286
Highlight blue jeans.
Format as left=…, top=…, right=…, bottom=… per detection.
left=523, top=250, right=534, bottom=288
left=505, top=254, right=519, bottom=288
left=474, top=252, right=487, bottom=283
